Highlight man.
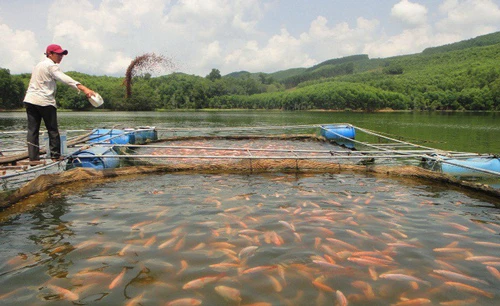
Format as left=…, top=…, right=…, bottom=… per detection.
left=24, top=44, right=96, bottom=162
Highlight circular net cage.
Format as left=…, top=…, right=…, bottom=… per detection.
left=2, top=127, right=500, bottom=209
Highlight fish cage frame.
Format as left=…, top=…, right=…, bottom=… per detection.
left=1, top=124, right=500, bottom=210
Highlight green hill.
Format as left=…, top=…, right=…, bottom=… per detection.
left=3, top=31, right=500, bottom=111
left=268, top=68, right=307, bottom=81
left=225, top=68, right=307, bottom=83
left=264, top=31, right=500, bottom=111
left=422, top=31, right=500, bottom=55
left=224, top=71, right=252, bottom=79
left=305, top=54, right=369, bottom=72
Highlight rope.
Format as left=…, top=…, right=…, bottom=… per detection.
left=2, top=124, right=499, bottom=183
left=101, top=143, right=465, bottom=156
left=0, top=160, right=65, bottom=180
left=352, top=125, right=472, bottom=155
left=154, top=123, right=328, bottom=132
left=0, top=127, right=126, bottom=180
left=71, top=153, right=426, bottom=160
left=421, top=154, right=500, bottom=177
left=0, top=129, right=92, bottom=135
left=348, top=125, right=500, bottom=177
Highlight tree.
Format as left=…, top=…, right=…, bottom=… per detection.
left=383, top=64, right=404, bottom=75
left=0, top=68, right=25, bottom=109
left=206, top=68, right=221, bottom=81
left=490, top=78, right=500, bottom=110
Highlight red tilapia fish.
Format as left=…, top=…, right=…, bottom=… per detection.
left=379, top=273, right=431, bottom=286
left=486, top=266, right=500, bottom=281
left=165, top=298, right=202, bottom=306
left=215, top=285, right=242, bottom=303
left=109, top=268, right=127, bottom=289
left=4, top=165, right=500, bottom=306
left=47, top=285, right=79, bottom=301
left=182, top=274, right=225, bottom=289
left=432, top=269, right=488, bottom=285
left=444, top=282, right=494, bottom=298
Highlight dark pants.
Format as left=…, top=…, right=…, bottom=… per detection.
left=25, top=102, right=60, bottom=161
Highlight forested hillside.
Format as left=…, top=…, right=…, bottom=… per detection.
left=422, top=31, right=500, bottom=55
left=1, top=31, right=500, bottom=111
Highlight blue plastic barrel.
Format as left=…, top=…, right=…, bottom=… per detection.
left=123, top=128, right=157, bottom=145
left=88, top=129, right=131, bottom=144
left=441, top=157, right=500, bottom=176
left=66, top=146, right=120, bottom=170
left=320, top=125, right=356, bottom=140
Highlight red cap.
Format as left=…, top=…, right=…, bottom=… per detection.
left=46, top=44, right=68, bottom=55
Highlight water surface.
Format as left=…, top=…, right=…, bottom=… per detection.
left=1, top=173, right=499, bottom=305
left=1, top=111, right=499, bottom=305
left=1, top=111, right=499, bottom=153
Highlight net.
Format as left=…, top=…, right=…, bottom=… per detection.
left=2, top=131, right=500, bottom=210
left=2, top=153, right=500, bottom=210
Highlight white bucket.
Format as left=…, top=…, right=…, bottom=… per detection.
left=89, top=93, right=104, bottom=108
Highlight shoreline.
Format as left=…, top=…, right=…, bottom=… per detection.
left=2, top=108, right=499, bottom=113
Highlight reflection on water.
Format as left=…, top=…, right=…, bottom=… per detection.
left=1, top=111, right=499, bottom=153
left=1, top=173, right=499, bottom=305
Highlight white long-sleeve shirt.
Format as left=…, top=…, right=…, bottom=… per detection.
left=24, top=58, right=81, bottom=107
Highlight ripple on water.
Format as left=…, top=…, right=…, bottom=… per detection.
left=0, top=173, right=499, bottom=305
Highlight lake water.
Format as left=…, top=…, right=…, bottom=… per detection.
left=1, top=111, right=499, bottom=153
left=0, top=111, right=499, bottom=305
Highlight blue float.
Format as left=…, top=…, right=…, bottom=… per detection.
left=88, top=129, right=132, bottom=144
left=67, top=128, right=158, bottom=170
left=320, top=124, right=356, bottom=140
left=129, top=128, right=158, bottom=144
left=320, top=124, right=356, bottom=149
left=88, top=128, right=157, bottom=145
left=440, top=156, right=500, bottom=176
left=66, top=146, right=120, bottom=170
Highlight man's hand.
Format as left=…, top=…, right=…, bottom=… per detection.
left=77, top=84, right=96, bottom=98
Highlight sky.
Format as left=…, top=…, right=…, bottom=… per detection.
left=1, top=0, right=500, bottom=77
